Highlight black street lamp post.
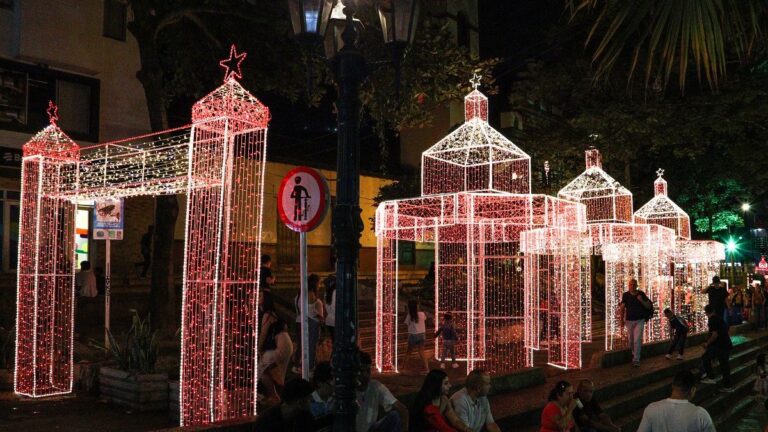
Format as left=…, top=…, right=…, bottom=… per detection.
left=287, top=1, right=418, bottom=431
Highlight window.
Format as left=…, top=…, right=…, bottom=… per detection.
left=57, top=80, right=93, bottom=135
left=0, top=190, right=20, bottom=272
left=103, top=0, right=127, bottom=41
left=0, top=59, right=100, bottom=141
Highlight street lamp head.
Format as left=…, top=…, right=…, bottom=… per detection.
left=727, top=238, right=737, bottom=253
left=288, top=0, right=336, bottom=44
left=742, top=203, right=751, bottom=212
left=376, top=0, right=420, bottom=53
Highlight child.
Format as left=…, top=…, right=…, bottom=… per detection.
left=434, top=313, right=458, bottom=369
left=755, top=353, right=768, bottom=397
left=405, top=300, right=429, bottom=372
left=663, top=308, right=689, bottom=360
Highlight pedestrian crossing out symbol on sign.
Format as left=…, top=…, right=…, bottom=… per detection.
left=278, top=167, right=329, bottom=232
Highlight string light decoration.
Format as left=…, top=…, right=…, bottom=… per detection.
left=14, top=101, right=79, bottom=397
left=634, top=169, right=691, bottom=240
left=14, top=47, right=270, bottom=428
left=521, top=228, right=589, bottom=369
left=595, top=223, right=676, bottom=350
left=558, top=148, right=633, bottom=224
left=674, top=241, right=725, bottom=333
left=421, top=80, right=531, bottom=196
left=376, top=84, right=588, bottom=374
left=558, top=153, right=681, bottom=352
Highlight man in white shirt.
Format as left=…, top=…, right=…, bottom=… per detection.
left=451, top=369, right=501, bottom=432
left=357, top=351, right=408, bottom=432
left=638, top=370, right=715, bottom=432
left=76, top=260, right=97, bottom=298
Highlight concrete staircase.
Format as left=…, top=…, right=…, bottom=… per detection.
left=509, top=327, right=768, bottom=431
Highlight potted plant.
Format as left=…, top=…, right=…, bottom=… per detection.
left=90, top=311, right=168, bottom=412
left=0, top=326, right=14, bottom=390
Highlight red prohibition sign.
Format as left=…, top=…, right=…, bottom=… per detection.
left=278, top=166, right=330, bottom=233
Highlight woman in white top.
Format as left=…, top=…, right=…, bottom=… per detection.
left=292, top=274, right=326, bottom=374
left=324, top=276, right=336, bottom=343
left=405, top=299, right=430, bottom=372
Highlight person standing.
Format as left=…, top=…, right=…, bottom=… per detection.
left=663, top=308, right=689, bottom=360
left=260, top=254, right=276, bottom=293
left=699, top=304, right=734, bottom=393
left=728, top=285, right=745, bottom=325
left=637, top=370, right=714, bottom=432
left=323, top=275, right=336, bottom=343
left=702, top=276, right=728, bottom=324
left=435, top=313, right=458, bottom=369
left=292, top=274, right=325, bottom=375
left=618, top=278, right=653, bottom=367
left=752, top=281, right=765, bottom=329
left=405, top=300, right=430, bottom=373
left=76, top=260, right=98, bottom=298
left=139, top=225, right=153, bottom=278
left=450, top=369, right=501, bottom=432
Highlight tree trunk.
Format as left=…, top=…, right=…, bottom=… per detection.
left=129, top=16, right=180, bottom=334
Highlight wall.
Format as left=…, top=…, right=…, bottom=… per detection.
left=0, top=0, right=150, bottom=150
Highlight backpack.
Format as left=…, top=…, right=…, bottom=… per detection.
left=640, top=292, right=655, bottom=321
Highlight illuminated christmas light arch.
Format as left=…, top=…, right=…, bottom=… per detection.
left=674, top=240, right=725, bottom=333
left=14, top=46, right=269, bottom=427
left=376, top=84, right=588, bottom=373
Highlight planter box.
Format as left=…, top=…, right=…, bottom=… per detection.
left=99, top=367, right=169, bottom=412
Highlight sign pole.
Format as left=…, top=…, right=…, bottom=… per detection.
left=300, top=231, right=310, bottom=379
left=105, top=237, right=111, bottom=347
left=277, top=166, right=329, bottom=381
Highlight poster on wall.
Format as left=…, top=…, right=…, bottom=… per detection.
left=93, top=198, right=124, bottom=240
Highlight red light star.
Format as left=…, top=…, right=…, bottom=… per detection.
left=219, top=44, right=247, bottom=82
left=47, top=100, right=59, bottom=126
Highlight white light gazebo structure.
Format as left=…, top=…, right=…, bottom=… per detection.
left=559, top=150, right=675, bottom=351
left=376, top=83, right=588, bottom=373
left=15, top=47, right=269, bottom=427
left=634, top=169, right=723, bottom=333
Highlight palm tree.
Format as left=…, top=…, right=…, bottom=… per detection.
left=567, top=0, right=768, bottom=91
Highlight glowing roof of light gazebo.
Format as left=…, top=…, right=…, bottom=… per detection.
left=421, top=81, right=531, bottom=196
left=634, top=169, right=691, bottom=240
left=558, top=148, right=633, bottom=224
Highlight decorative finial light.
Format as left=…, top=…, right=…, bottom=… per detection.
left=219, top=44, right=247, bottom=82
left=656, top=168, right=665, bottom=178
left=47, top=100, right=59, bottom=126
left=469, top=72, right=482, bottom=90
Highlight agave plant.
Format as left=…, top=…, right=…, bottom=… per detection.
left=90, top=310, right=159, bottom=374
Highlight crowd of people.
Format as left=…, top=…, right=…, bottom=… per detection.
left=254, top=258, right=768, bottom=431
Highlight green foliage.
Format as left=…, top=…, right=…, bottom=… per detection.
left=693, top=211, right=744, bottom=234
left=90, top=311, right=159, bottom=375
left=566, top=0, right=768, bottom=91
left=507, top=36, right=766, bottom=234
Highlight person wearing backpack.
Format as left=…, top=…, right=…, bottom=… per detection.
left=618, top=278, right=653, bottom=367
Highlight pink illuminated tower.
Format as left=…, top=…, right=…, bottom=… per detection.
left=376, top=79, right=588, bottom=373
left=14, top=46, right=270, bottom=427
left=14, top=103, right=79, bottom=397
